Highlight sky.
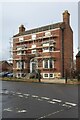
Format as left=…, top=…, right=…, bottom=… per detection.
left=0, top=1, right=79, bottom=61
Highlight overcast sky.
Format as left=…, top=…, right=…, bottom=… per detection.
left=0, top=1, right=79, bottom=61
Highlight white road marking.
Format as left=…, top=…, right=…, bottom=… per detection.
left=3, top=108, right=12, bottom=112
left=18, top=95, right=23, bottom=98
left=5, top=90, right=77, bottom=109
left=23, top=94, right=30, bottom=96
left=37, top=98, right=43, bottom=101
left=65, top=102, right=77, bottom=106
left=17, top=110, right=27, bottom=113
left=62, top=104, right=72, bottom=108
left=16, top=92, right=22, bottom=95
left=48, top=101, right=55, bottom=104
left=41, top=97, right=50, bottom=100
left=32, top=95, right=38, bottom=98
left=36, top=109, right=64, bottom=120
left=52, top=99, right=61, bottom=103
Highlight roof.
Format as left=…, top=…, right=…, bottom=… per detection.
left=76, top=51, right=80, bottom=57
left=0, top=61, right=13, bottom=67
left=13, top=22, right=64, bottom=37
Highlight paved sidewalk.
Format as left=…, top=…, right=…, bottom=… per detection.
left=41, top=78, right=65, bottom=84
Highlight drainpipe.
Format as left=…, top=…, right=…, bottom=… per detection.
left=60, top=26, right=65, bottom=78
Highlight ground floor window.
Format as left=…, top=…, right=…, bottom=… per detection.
left=16, top=61, right=25, bottom=69
left=43, top=73, right=54, bottom=78
left=16, top=72, right=26, bottom=78
left=43, top=58, right=54, bottom=69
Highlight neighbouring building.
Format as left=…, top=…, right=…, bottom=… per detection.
left=76, top=51, right=80, bottom=73
left=0, top=61, right=13, bottom=72
left=13, top=10, right=73, bottom=79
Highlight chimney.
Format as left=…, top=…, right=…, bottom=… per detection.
left=19, top=24, right=25, bottom=33
left=63, top=10, right=70, bottom=25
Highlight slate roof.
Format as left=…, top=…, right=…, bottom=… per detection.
left=76, top=51, right=80, bottom=57
left=13, top=22, right=64, bottom=37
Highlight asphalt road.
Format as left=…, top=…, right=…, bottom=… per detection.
left=0, top=81, right=79, bottom=119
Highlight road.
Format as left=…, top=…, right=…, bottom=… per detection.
left=0, top=81, right=79, bottom=119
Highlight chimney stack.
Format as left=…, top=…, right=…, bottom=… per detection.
left=63, top=10, right=70, bottom=25
left=19, top=24, right=25, bottom=33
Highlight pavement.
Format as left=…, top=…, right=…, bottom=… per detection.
left=41, top=78, right=65, bottom=84
left=1, top=77, right=80, bottom=84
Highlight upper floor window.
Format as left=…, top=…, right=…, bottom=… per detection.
left=32, top=44, right=36, bottom=48
left=32, top=34, right=36, bottom=40
left=19, top=37, right=24, bottom=42
left=17, top=50, right=25, bottom=55
left=45, top=31, right=51, bottom=37
left=32, top=49, right=36, bottom=54
left=43, top=42, right=49, bottom=47
left=43, top=46, right=54, bottom=52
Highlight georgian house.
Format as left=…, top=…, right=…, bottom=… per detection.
left=13, top=10, right=73, bottom=79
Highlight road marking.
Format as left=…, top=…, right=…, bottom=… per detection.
left=18, top=95, right=23, bottom=98
left=32, top=95, right=38, bottom=98
left=17, top=110, right=27, bottom=113
left=37, top=98, right=43, bottom=101
left=48, top=101, right=55, bottom=104
left=3, top=108, right=12, bottom=112
left=65, top=102, right=77, bottom=106
left=62, top=104, right=72, bottom=108
left=52, top=99, right=61, bottom=103
left=36, top=109, right=64, bottom=120
left=41, top=97, right=50, bottom=100
left=23, top=94, right=30, bottom=96
left=16, top=92, right=22, bottom=95
left=4, top=90, right=77, bottom=109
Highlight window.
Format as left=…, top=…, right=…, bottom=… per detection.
left=17, top=51, right=25, bottom=55
left=43, top=59, right=53, bottom=69
left=49, top=47, right=53, bottom=51
left=43, top=47, right=49, bottom=52
left=44, top=74, right=48, bottom=78
left=43, top=47, right=54, bottom=52
left=43, top=73, right=54, bottom=78
left=32, top=49, right=36, bottom=54
left=17, top=61, right=25, bottom=69
left=16, top=72, right=26, bottom=78
left=32, top=34, right=36, bottom=40
left=43, top=59, right=48, bottom=68
left=19, top=37, right=24, bottom=42
left=45, top=31, right=51, bottom=37
left=32, top=44, right=36, bottom=48
left=43, top=42, right=49, bottom=47
left=49, top=73, right=53, bottom=78
left=49, top=59, right=53, bottom=68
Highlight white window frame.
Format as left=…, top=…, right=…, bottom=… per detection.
left=17, top=50, right=25, bottom=55
left=43, top=59, right=54, bottom=69
left=43, top=73, right=54, bottom=78
left=32, top=49, right=36, bottom=54
left=16, top=61, right=25, bottom=69
left=32, top=34, right=36, bottom=40
left=43, top=42, right=49, bottom=47
left=19, top=37, right=24, bottom=42
left=32, top=44, right=36, bottom=48
left=45, top=31, right=51, bottom=37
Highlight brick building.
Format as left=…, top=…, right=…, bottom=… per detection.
left=13, top=10, right=73, bottom=79
left=76, top=51, right=80, bottom=72
left=0, top=61, right=13, bottom=72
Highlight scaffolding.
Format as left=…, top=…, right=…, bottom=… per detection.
left=9, top=37, right=13, bottom=63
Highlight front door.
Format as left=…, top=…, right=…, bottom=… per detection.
left=30, top=59, right=38, bottom=73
